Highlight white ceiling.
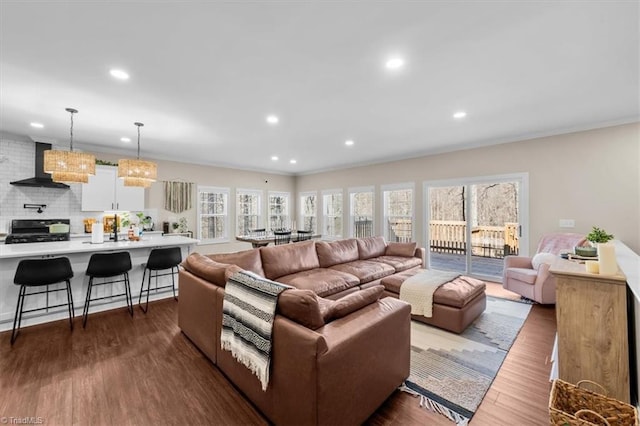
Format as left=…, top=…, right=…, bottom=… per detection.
left=1, top=1, right=638, bottom=175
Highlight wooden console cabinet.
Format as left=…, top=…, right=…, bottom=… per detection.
left=550, top=260, right=629, bottom=403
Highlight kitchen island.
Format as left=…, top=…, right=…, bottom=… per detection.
left=0, top=235, right=198, bottom=332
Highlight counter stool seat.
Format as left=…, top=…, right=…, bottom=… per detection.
left=11, top=257, right=75, bottom=344
left=83, top=251, right=133, bottom=328
left=139, top=247, right=182, bottom=313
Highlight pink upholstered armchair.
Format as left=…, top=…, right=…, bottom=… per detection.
left=502, top=233, right=587, bottom=304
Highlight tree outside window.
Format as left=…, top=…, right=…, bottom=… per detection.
left=268, top=192, right=289, bottom=231
left=323, top=190, right=343, bottom=239
left=383, top=186, right=413, bottom=242
left=300, top=192, right=317, bottom=233
left=198, top=186, right=229, bottom=243
left=237, top=189, right=261, bottom=236
left=349, top=187, right=374, bottom=237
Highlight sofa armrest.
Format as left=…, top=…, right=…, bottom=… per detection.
left=414, top=247, right=426, bottom=267
left=178, top=269, right=220, bottom=363
left=316, top=297, right=411, bottom=425
left=504, top=255, right=533, bottom=269
left=533, top=262, right=557, bottom=304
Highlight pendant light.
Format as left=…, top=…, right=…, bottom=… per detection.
left=117, top=122, right=157, bottom=188
left=43, top=108, right=96, bottom=184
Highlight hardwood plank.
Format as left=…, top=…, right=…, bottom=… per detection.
left=1, top=292, right=557, bottom=425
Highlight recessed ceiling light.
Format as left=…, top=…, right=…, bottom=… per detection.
left=289, top=159, right=297, bottom=164
left=30, top=122, right=44, bottom=128
left=266, top=115, right=279, bottom=124
left=345, top=140, right=355, bottom=146
left=121, top=137, right=131, bottom=142
left=453, top=111, right=467, bottom=119
left=385, top=57, right=405, bottom=70
left=110, top=69, right=129, bottom=80
left=271, top=155, right=279, bottom=161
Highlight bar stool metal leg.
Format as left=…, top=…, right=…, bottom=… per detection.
left=124, top=272, right=133, bottom=317
left=65, top=279, right=75, bottom=331
left=82, top=277, right=94, bottom=328
left=10, top=285, right=27, bottom=345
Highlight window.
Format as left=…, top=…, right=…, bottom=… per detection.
left=197, top=186, right=229, bottom=243
left=299, top=191, right=317, bottom=233
left=236, top=189, right=262, bottom=236
left=268, top=191, right=290, bottom=231
left=382, top=183, right=414, bottom=242
left=349, top=186, right=374, bottom=238
left=322, top=189, right=343, bottom=239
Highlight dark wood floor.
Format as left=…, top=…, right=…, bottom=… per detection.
left=0, top=289, right=556, bottom=425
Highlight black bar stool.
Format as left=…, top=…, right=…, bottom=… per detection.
left=11, top=257, right=74, bottom=345
left=83, top=251, right=133, bottom=328
left=138, top=247, right=182, bottom=313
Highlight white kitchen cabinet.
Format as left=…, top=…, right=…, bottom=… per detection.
left=81, top=166, right=145, bottom=211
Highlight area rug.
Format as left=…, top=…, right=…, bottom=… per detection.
left=403, top=296, right=532, bottom=424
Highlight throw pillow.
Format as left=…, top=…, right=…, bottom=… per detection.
left=385, top=242, right=417, bottom=257
left=277, top=289, right=325, bottom=330
left=531, top=252, right=557, bottom=270
left=322, top=285, right=384, bottom=322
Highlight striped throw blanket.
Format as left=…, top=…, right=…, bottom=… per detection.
left=221, top=271, right=291, bottom=391
left=399, top=269, right=460, bottom=317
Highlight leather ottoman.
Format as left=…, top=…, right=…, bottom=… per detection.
left=381, top=269, right=487, bottom=333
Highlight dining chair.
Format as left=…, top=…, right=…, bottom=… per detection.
left=274, top=231, right=292, bottom=245
left=294, top=230, right=312, bottom=242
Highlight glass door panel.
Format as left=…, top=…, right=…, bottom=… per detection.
left=469, top=181, right=520, bottom=279
left=428, top=185, right=467, bottom=274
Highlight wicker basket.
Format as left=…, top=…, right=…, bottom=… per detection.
left=549, top=379, right=638, bottom=426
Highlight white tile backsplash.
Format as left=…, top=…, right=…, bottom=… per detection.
left=1, top=138, right=96, bottom=234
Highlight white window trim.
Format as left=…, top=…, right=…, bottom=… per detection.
left=348, top=186, right=375, bottom=238
left=236, top=188, right=263, bottom=236
left=268, top=191, right=291, bottom=231
left=381, top=182, right=415, bottom=242
left=197, top=185, right=230, bottom=244
left=322, top=189, right=344, bottom=240
left=299, top=190, right=318, bottom=233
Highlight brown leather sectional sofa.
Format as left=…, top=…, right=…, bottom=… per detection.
left=178, top=236, right=424, bottom=425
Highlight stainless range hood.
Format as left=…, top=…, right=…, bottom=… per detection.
left=10, top=142, right=70, bottom=189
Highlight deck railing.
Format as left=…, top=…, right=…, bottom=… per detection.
left=353, top=217, right=373, bottom=238
left=429, top=220, right=519, bottom=258
left=387, top=217, right=412, bottom=243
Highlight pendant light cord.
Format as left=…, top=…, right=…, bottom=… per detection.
left=66, top=108, right=78, bottom=152
left=135, top=122, right=144, bottom=160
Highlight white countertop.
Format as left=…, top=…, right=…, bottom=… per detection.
left=0, top=235, right=199, bottom=259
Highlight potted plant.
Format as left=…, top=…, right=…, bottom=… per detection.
left=586, top=226, right=614, bottom=246
left=171, top=222, right=180, bottom=233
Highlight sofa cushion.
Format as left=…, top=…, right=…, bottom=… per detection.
left=322, top=285, right=384, bottom=321
left=183, top=253, right=229, bottom=286
left=208, top=249, right=265, bottom=277
left=381, top=271, right=485, bottom=308
left=329, top=260, right=395, bottom=284
left=277, top=289, right=325, bottom=330
left=385, top=242, right=417, bottom=257
left=276, top=268, right=360, bottom=298
left=433, top=276, right=486, bottom=308
left=260, top=241, right=320, bottom=280
left=357, top=236, right=387, bottom=260
left=375, top=255, right=422, bottom=272
left=505, top=267, right=537, bottom=285
left=316, top=239, right=359, bottom=268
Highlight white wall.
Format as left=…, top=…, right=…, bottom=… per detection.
left=296, top=123, right=640, bottom=254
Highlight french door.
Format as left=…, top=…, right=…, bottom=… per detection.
left=424, top=173, right=528, bottom=281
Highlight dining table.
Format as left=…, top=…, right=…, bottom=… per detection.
left=236, top=232, right=321, bottom=248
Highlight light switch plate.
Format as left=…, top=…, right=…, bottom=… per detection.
left=559, top=219, right=575, bottom=228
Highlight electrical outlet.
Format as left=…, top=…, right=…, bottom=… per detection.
left=559, top=219, right=575, bottom=228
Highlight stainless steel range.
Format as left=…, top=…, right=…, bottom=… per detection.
left=5, top=219, right=71, bottom=244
